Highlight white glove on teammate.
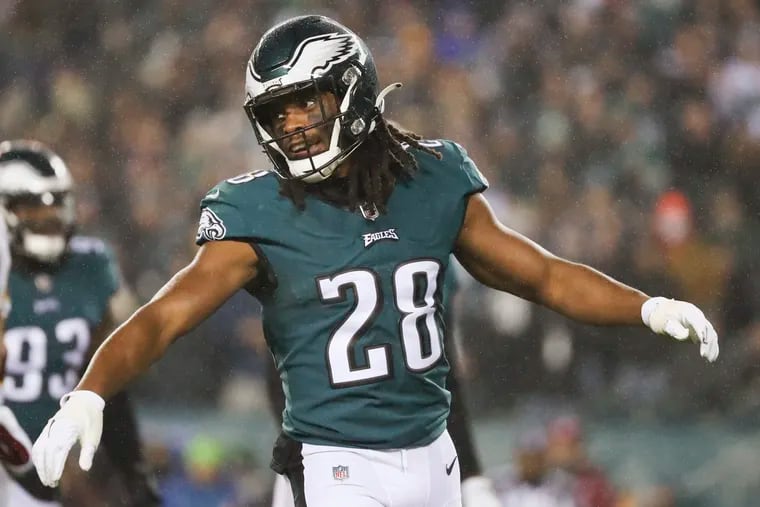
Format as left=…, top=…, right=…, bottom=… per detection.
left=461, top=476, right=501, bottom=507
left=0, top=406, right=33, bottom=475
left=31, top=390, right=105, bottom=487
left=641, top=297, right=719, bottom=362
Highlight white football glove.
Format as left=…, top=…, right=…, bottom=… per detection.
left=461, top=476, right=501, bottom=507
left=641, top=297, right=719, bottom=362
left=31, top=390, right=105, bottom=488
left=0, top=405, right=33, bottom=475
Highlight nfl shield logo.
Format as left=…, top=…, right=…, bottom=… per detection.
left=332, top=465, right=349, bottom=481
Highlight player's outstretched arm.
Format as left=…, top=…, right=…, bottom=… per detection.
left=32, top=239, right=259, bottom=487
left=454, top=193, right=718, bottom=362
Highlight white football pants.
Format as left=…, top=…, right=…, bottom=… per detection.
left=272, top=473, right=295, bottom=507
left=274, top=429, right=461, bottom=507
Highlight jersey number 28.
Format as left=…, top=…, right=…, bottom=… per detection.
left=317, top=259, right=443, bottom=387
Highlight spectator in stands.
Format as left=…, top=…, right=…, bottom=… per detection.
left=546, top=416, right=616, bottom=507
left=494, top=428, right=575, bottom=507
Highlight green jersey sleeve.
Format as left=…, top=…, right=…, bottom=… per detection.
left=412, top=139, right=488, bottom=202
left=449, top=141, right=489, bottom=196
left=196, top=185, right=249, bottom=245
left=195, top=170, right=282, bottom=246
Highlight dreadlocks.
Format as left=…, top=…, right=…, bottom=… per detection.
left=278, top=116, right=442, bottom=213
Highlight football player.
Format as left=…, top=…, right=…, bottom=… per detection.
left=32, top=15, right=719, bottom=507
left=0, top=140, right=160, bottom=506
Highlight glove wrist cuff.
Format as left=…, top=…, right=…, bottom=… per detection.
left=641, top=297, right=667, bottom=326
left=61, top=390, right=106, bottom=411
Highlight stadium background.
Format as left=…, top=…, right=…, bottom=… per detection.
left=2, top=0, right=760, bottom=505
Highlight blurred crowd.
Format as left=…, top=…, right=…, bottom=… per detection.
left=492, top=415, right=617, bottom=507
left=3, top=0, right=760, bottom=505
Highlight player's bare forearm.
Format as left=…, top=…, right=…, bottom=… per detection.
left=77, top=241, right=259, bottom=399
left=539, top=257, right=647, bottom=325
left=77, top=303, right=175, bottom=399
left=455, top=193, right=647, bottom=326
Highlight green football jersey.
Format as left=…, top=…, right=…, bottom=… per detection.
left=4, top=236, right=120, bottom=440
left=197, top=140, right=487, bottom=449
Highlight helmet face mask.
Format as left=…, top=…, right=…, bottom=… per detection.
left=244, top=16, right=381, bottom=183
left=0, top=141, right=75, bottom=265
left=247, top=80, right=340, bottom=174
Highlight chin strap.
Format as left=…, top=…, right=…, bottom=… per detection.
left=369, top=82, right=402, bottom=133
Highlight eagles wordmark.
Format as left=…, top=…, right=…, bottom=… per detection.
left=362, top=228, right=399, bottom=247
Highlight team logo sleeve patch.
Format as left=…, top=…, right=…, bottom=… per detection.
left=196, top=207, right=227, bottom=242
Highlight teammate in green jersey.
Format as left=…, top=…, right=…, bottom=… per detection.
left=0, top=140, right=160, bottom=506
left=32, top=15, right=718, bottom=507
